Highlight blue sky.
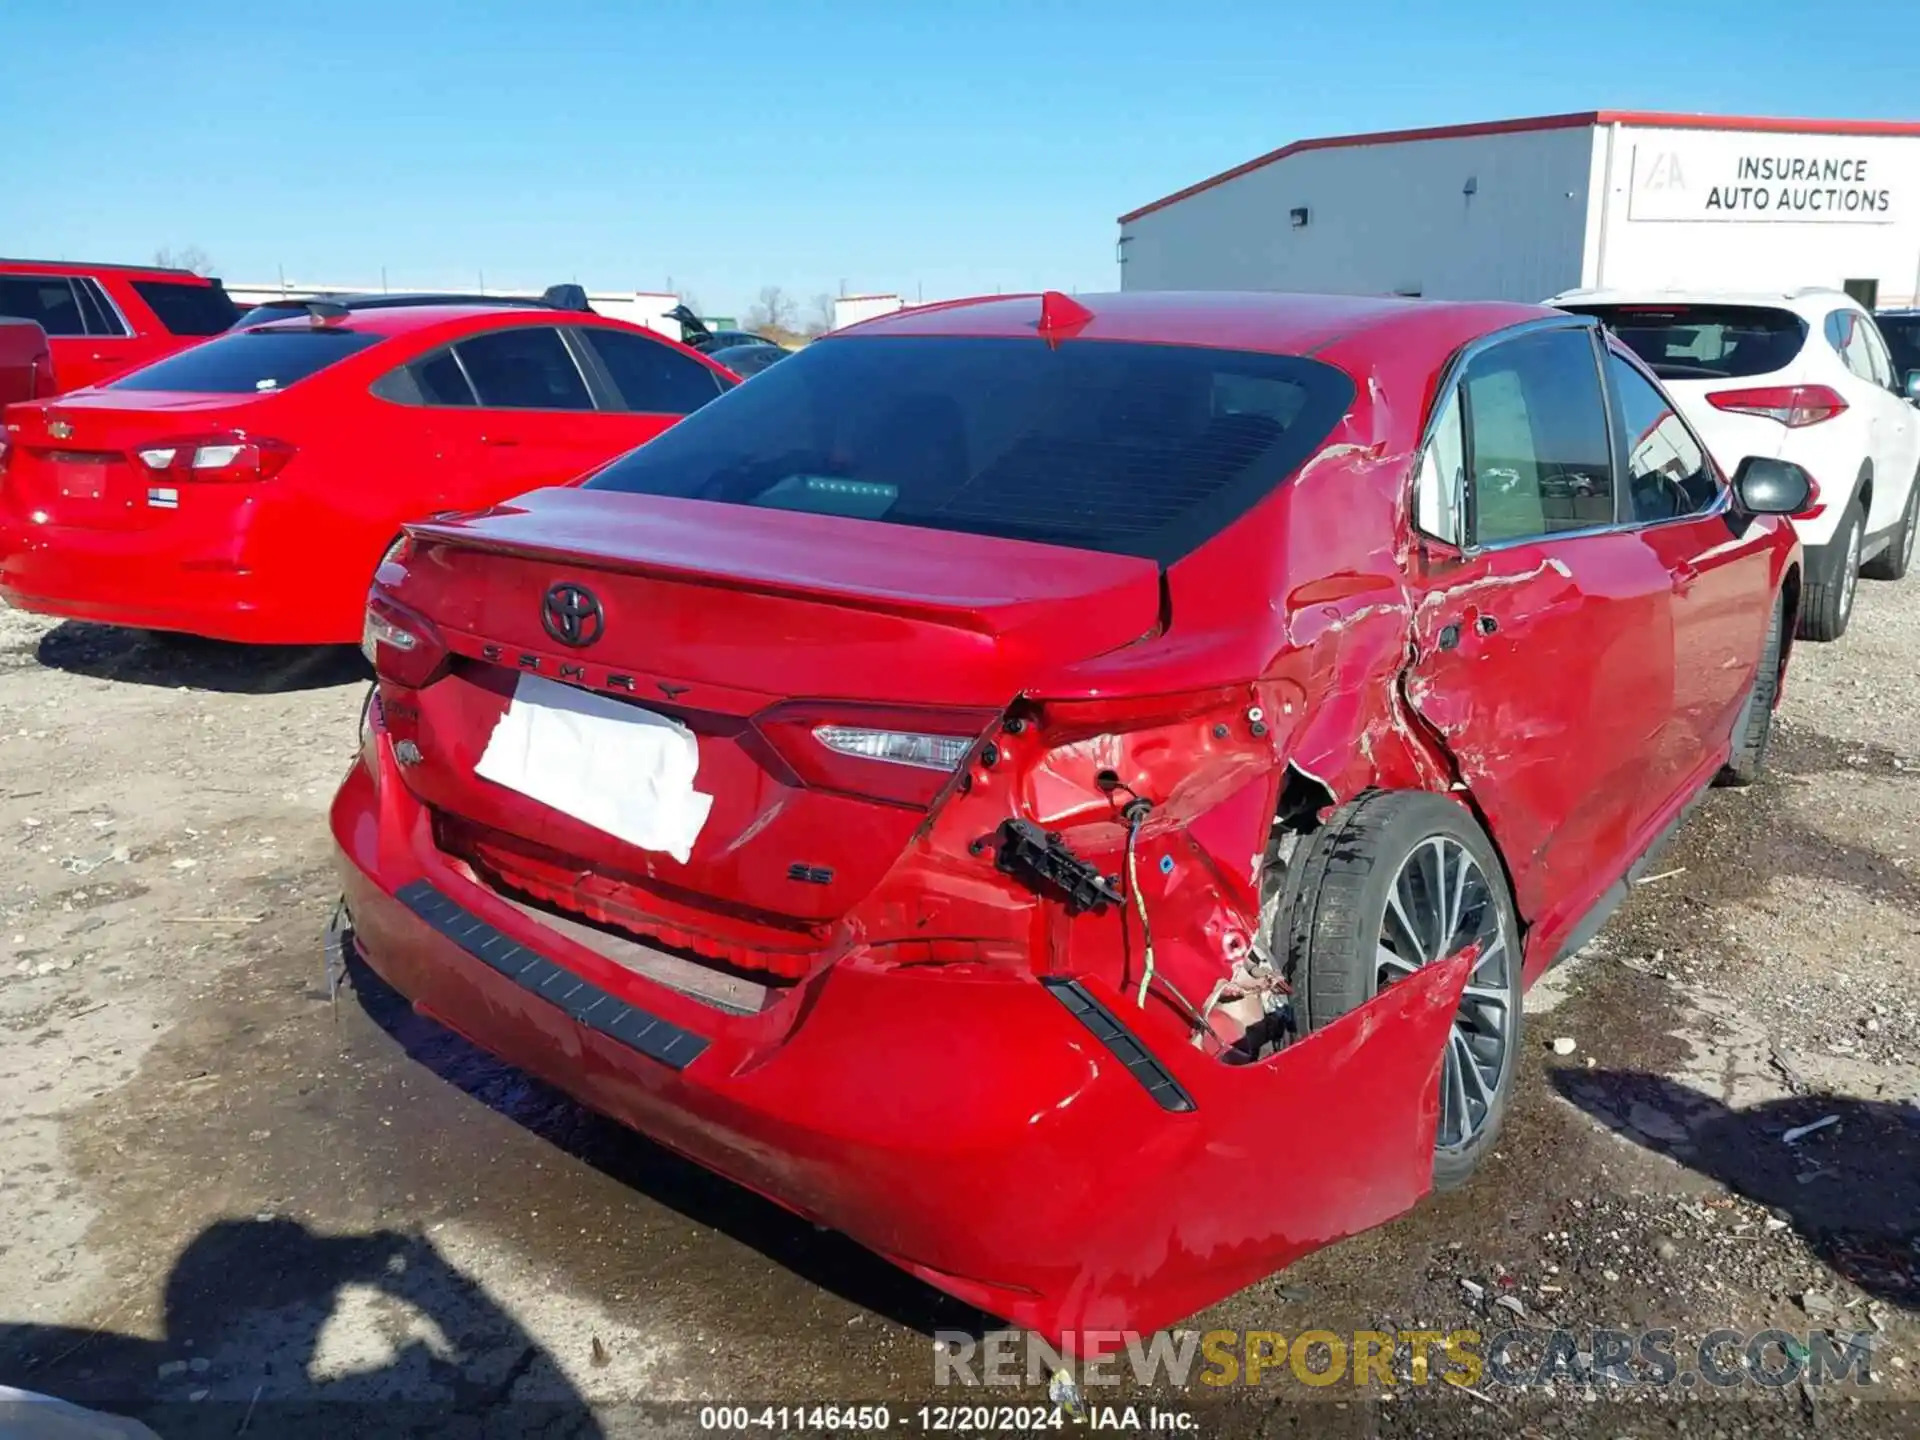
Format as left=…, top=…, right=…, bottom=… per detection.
left=9, top=0, right=1919, bottom=316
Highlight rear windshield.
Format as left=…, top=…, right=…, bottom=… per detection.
left=1879, top=315, right=1920, bottom=378
left=130, top=279, right=240, bottom=336
left=1566, top=305, right=1806, bottom=380
left=583, top=336, right=1354, bottom=563
left=107, top=327, right=381, bottom=393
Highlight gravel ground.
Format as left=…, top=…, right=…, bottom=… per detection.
left=0, top=575, right=1915, bottom=1439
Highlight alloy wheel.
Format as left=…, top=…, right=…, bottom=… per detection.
left=1376, top=836, right=1515, bottom=1150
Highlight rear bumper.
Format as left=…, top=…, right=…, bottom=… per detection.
left=331, top=742, right=1468, bottom=1345
left=0, top=518, right=354, bottom=644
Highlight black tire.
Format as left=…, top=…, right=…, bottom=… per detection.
left=1716, top=590, right=1785, bottom=788
left=1861, top=476, right=1918, bottom=581
left=1279, top=790, right=1521, bottom=1192
left=1798, top=499, right=1863, bottom=642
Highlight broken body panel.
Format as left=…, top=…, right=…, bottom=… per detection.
left=337, top=292, right=1801, bottom=1344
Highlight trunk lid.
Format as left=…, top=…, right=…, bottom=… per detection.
left=5, top=392, right=273, bottom=532
left=386, top=487, right=1164, bottom=928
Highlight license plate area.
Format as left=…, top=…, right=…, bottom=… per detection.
left=474, top=672, right=715, bottom=864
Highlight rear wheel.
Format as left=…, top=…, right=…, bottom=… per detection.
left=1280, top=791, right=1521, bottom=1192
left=1861, top=475, right=1918, bottom=581
left=1716, top=590, right=1785, bottom=788
left=1799, top=500, right=1862, bottom=642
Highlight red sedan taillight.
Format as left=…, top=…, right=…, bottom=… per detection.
left=752, top=701, right=1000, bottom=808
left=362, top=591, right=449, bottom=688
left=1707, top=385, right=1847, bottom=428
left=134, top=433, right=296, bottom=483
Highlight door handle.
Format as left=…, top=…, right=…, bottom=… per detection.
left=480, top=435, right=522, bottom=447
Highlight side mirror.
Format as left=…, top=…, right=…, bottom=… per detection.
left=1904, top=369, right=1920, bottom=404
left=1732, top=456, right=1814, bottom=516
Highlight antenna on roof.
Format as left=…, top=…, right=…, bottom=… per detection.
left=1035, top=290, right=1094, bottom=344
left=541, top=283, right=591, bottom=313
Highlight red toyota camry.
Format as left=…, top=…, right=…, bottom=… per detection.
left=0, top=299, right=736, bottom=644
left=333, top=291, right=1808, bottom=1346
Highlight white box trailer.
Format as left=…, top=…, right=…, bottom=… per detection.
left=1117, top=111, right=1920, bottom=308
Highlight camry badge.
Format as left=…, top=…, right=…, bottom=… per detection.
left=541, top=582, right=604, bottom=648
left=47, top=418, right=72, bottom=441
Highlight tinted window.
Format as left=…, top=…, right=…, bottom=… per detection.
left=131, top=279, right=240, bottom=336
left=72, top=278, right=117, bottom=337
left=1571, top=305, right=1805, bottom=381
left=1463, top=327, right=1615, bottom=545
left=108, top=327, right=381, bottom=393
left=0, top=276, right=85, bottom=337
left=1881, top=316, right=1920, bottom=379
left=1606, top=353, right=1719, bottom=523
left=417, top=348, right=478, bottom=405
left=582, top=327, right=724, bottom=413
left=453, top=326, right=592, bottom=410
left=584, top=336, right=1354, bottom=564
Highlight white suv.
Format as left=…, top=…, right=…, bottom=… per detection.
left=1548, top=287, right=1920, bottom=640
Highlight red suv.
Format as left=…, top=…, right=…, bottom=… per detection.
left=0, top=258, right=239, bottom=392
left=335, top=291, right=1808, bottom=1346
left=0, top=300, right=737, bottom=644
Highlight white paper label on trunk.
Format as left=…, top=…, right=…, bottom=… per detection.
left=474, top=672, right=713, bottom=864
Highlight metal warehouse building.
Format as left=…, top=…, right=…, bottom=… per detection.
left=1117, top=111, right=1920, bottom=308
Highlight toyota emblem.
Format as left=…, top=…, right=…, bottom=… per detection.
left=541, top=583, right=604, bottom=647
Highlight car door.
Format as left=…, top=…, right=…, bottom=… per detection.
left=1827, top=308, right=1909, bottom=532
left=70, top=276, right=156, bottom=384
left=389, top=322, right=630, bottom=513
left=1856, top=315, right=1920, bottom=536
left=1403, top=322, right=1680, bottom=950
left=1601, top=345, right=1778, bottom=781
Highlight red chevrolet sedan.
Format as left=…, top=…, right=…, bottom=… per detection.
left=0, top=300, right=736, bottom=644
left=334, top=291, right=1808, bottom=1346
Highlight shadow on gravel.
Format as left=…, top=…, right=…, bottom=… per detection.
left=0, top=1214, right=600, bottom=1438
left=346, top=950, right=1001, bottom=1344
left=33, top=621, right=369, bottom=695
left=1552, top=1070, right=1920, bottom=1312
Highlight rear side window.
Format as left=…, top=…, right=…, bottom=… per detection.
left=372, top=346, right=479, bottom=406
left=0, top=276, right=86, bottom=337
left=584, top=336, right=1354, bottom=564
left=1605, top=352, right=1719, bottom=523
left=73, top=279, right=129, bottom=337
left=1825, top=310, right=1880, bottom=384
left=581, top=327, right=725, bottom=413
left=131, top=279, right=240, bottom=336
left=107, top=327, right=381, bottom=393
left=1462, top=327, right=1615, bottom=545
left=1572, top=305, right=1806, bottom=381
left=452, top=326, right=592, bottom=410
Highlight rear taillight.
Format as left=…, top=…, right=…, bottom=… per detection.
left=362, top=591, right=448, bottom=688
left=134, top=432, right=295, bottom=483
left=1707, top=385, right=1848, bottom=428
left=754, top=702, right=999, bottom=808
